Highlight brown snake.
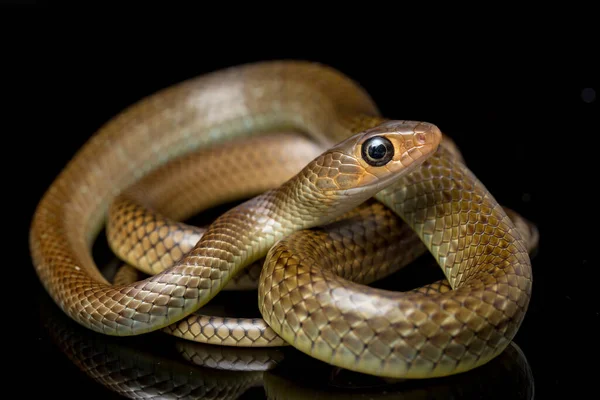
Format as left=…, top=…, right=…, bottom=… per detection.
left=30, top=60, right=533, bottom=379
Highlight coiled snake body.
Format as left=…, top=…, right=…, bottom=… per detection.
left=30, top=61, right=533, bottom=379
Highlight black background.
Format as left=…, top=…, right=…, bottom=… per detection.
left=7, top=4, right=598, bottom=399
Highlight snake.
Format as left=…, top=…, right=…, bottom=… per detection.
left=30, top=60, right=533, bottom=380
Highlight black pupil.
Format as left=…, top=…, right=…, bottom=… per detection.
left=368, top=142, right=387, bottom=160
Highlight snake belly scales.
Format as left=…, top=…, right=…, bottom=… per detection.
left=30, top=60, right=534, bottom=379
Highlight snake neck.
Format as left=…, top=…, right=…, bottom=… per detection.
left=163, top=160, right=377, bottom=307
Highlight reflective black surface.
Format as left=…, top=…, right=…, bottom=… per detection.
left=38, top=279, right=535, bottom=400
left=36, top=236, right=536, bottom=399
left=13, top=7, right=598, bottom=399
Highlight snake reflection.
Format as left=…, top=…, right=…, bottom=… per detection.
left=40, top=285, right=534, bottom=400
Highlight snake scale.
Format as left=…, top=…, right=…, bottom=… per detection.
left=30, top=60, right=533, bottom=379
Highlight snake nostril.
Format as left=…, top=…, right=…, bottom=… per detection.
left=416, top=133, right=427, bottom=144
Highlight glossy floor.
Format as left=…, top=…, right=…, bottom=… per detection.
left=35, top=252, right=535, bottom=400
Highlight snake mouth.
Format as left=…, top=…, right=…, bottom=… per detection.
left=339, top=154, right=430, bottom=198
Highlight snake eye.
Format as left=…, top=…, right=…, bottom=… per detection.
left=361, top=136, right=394, bottom=167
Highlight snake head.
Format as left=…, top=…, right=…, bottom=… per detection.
left=308, top=120, right=442, bottom=198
